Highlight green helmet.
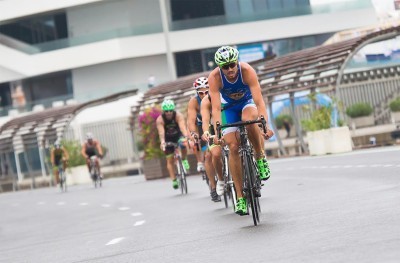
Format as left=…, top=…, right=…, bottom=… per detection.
left=161, top=99, right=175, bottom=111
left=214, top=46, right=239, bottom=66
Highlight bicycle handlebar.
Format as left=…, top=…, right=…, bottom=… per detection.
left=216, top=116, right=267, bottom=140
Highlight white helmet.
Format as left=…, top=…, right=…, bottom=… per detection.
left=86, top=132, right=94, bottom=140
left=193, top=77, right=209, bottom=90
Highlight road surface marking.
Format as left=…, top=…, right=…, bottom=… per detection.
left=118, top=207, right=130, bottom=211
left=37, top=202, right=45, bottom=205
left=101, top=204, right=111, bottom=208
left=106, top=237, right=125, bottom=246
left=131, top=212, right=143, bottom=217
left=57, top=202, right=65, bottom=205
left=79, top=202, right=89, bottom=206
left=134, top=220, right=146, bottom=226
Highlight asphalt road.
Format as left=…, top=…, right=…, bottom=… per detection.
left=1, top=146, right=400, bottom=263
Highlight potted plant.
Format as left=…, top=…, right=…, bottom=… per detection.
left=62, top=139, right=89, bottom=185
left=301, top=99, right=352, bottom=156
left=137, top=106, right=169, bottom=180
left=346, top=102, right=374, bottom=128
left=389, top=98, right=400, bottom=123
left=275, top=114, right=294, bottom=138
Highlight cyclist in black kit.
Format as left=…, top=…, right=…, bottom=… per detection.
left=156, top=100, right=190, bottom=189
left=81, top=132, right=103, bottom=178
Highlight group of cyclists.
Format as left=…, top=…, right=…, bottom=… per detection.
left=50, top=132, right=104, bottom=187
left=49, top=45, right=274, bottom=215
left=156, top=45, right=274, bottom=215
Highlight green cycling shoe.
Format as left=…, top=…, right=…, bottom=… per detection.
left=257, top=157, right=270, bottom=181
left=182, top=159, right=190, bottom=171
left=172, top=179, right=179, bottom=189
left=235, top=197, right=248, bottom=215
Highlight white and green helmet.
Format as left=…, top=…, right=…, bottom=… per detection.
left=214, top=46, right=239, bottom=66
left=161, top=99, right=175, bottom=111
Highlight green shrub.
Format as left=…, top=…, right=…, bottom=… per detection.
left=275, top=114, right=293, bottom=129
left=389, top=98, right=400, bottom=112
left=301, top=105, right=332, bottom=132
left=61, top=139, right=86, bottom=167
left=345, top=103, right=373, bottom=118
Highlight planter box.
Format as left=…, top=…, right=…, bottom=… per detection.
left=307, top=126, right=352, bottom=156
left=349, top=115, right=374, bottom=129
left=391, top=111, right=400, bottom=123
left=278, top=128, right=296, bottom=138
left=66, top=165, right=91, bottom=185
left=142, top=154, right=198, bottom=180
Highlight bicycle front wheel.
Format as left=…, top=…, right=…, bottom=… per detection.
left=243, top=154, right=259, bottom=226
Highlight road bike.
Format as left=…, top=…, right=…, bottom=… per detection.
left=57, top=162, right=67, bottom=192
left=89, top=156, right=102, bottom=188
left=217, top=116, right=267, bottom=226
left=165, top=142, right=188, bottom=195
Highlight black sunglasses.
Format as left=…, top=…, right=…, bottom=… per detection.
left=197, top=90, right=209, bottom=96
left=221, top=62, right=237, bottom=70
left=164, top=110, right=173, bottom=113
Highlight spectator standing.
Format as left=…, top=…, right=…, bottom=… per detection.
left=11, top=85, right=26, bottom=113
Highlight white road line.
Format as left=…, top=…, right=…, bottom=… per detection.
left=330, top=166, right=341, bottom=168
left=118, top=207, right=130, bottom=211
left=134, top=220, right=146, bottom=226
left=105, top=237, right=125, bottom=246
left=356, top=165, right=366, bottom=168
left=383, top=164, right=393, bottom=167
left=57, top=202, right=65, bottom=206
left=37, top=202, right=45, bottom=205
left=131, top=212, right=143, bottom=217
left=79, top=202, right=89, bottom=206
left=101, top=204, right=111, bottom=208
left=343, top=165, right=353, bottom=168
left=370, top=164, right=382, bottom=167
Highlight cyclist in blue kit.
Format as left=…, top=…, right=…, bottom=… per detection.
left=208, top=46, right=274, bottom=215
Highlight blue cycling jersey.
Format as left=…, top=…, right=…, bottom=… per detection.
left=218, top=62, right=252, bottom=105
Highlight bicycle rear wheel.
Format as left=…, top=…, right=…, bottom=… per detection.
left=62, top=172, right=67, bottom=192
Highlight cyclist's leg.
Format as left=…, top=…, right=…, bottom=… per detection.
left=95, top=156, right=102, bottom=178
left=53, top=166, right=59, bottom=185
left=209, top=144, right=223, bottom=181
left=164, top=144, right=178, bottom=189
left=53, top=158, right=61, bottom=184
left=204, top=150, right=219, bottom=200
left=210, top=144, right=224, bottom=195
left=242, top=102, right=270, bottom=180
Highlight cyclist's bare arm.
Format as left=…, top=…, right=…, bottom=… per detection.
left=209, top=69, right=222, bottom=133
left=81, top=144, right=88, bottom=159
left=241, top=62, right=268, bottom=121
left=200, top=96, right=212, bottom=137
left=187, top=97, right=199, bottom=138
left=156, top=115, right=165, bottom=144
left=95, top=141, right=103, bottom=156
left=62, top=148, right=69, bottom=160
left=175, top=111, right=189, bottom=138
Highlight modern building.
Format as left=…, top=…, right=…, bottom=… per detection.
left=0, top=0, right=378, bottom=117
